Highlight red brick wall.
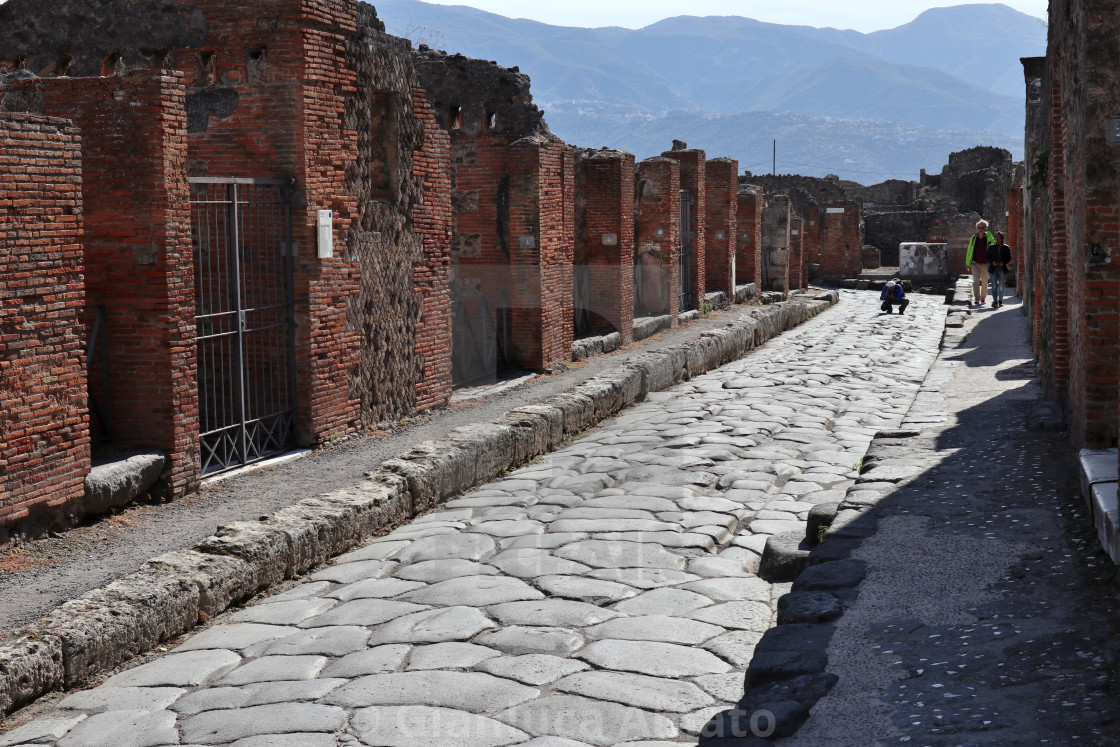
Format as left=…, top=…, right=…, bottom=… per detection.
left=1008, top=184, right=1023, bottom=280
left=705, top=158, right=738, bottom=296
left=790, top=217, right=805, bottom=291
left=411, top=88, right=452, bottom=411
left=818, top=202, right=863, bottom=278
left=1046, top=74, right=1071, bottom=404
left=0, top=113, right=89, bottom=534
left=528, top=140, right=575, bottom=369
left=636, top=157, right=681, bottom=322
left=736, top=188, right=763, bottom=289
left=576, top=150, right=635, bottom=344
left=22, top=72, right=199, bottom=498
left=805, top=205, right=821, bottom=267
left=663, top=148, right=706, bottom=310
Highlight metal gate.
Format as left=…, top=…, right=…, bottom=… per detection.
left=679, top=189, right=694, bottom=310
left=189, top=178, right=296, bottom=475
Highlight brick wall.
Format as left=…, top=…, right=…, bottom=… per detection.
left=636, top=157, right=681, bottom=322
left=705, top=157, right=738, bottom=296
left=0, top=112, right=89, bottom=536
left=575, top=149, right=635, bottom=344
left=13, top=72, right=200, bottom=498
left=763, top=195, right=791, bottom=293
left=663, top=148, right=706, bottom=310
left=411, top=88, right=453, bottom=412
left=818, top=202, right=863, bottom=278
left=736, top=187, right=763, bottom=289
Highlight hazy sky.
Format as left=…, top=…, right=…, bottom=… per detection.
left=415, top=1, right=1048, bottom=32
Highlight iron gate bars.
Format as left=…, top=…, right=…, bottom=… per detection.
left=679, top=189, right=694, bottom=311
left=189, top=178, right=296, bottom=475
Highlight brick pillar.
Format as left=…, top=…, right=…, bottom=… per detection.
left=790, top=217, right=805, bottom=291
left=736, top=187, right=763, bottom=290
left=1008, top=184, right=1023, bottom=287
left=575, top=149, right=636, bottom=344
left=412, top=88, right=453, bottom=412
left=705, top=157, right=738, bottom=297
left=662, top=148, right=706, bottom=310
left=763, top=195, right=791, bottom=294
left=635, top=157, right=681, bottom=324
left=0, top=113, right=89, bottom=538
left=25, top=72, right=199, bottom=498
left=1048, top=74, right=1071, bottom=405
left=818, top=202, right=863, bottom=278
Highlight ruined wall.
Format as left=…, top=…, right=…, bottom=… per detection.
left=847, top=179, right=919, bottom=207
left=0, top=113, right=89, bottom=539
left=741, top=173, right=848, bottom=205
left=940, top=146, right=1015, bottom=228
left=928, top=212, right=982, bottom=278
left=705, top=157, right=738, bottom=297
left=1049, top=0, right=1120, bottom=449
left=1021, top=56, right=1051, bottom=391
left=6, top=72, right=199, bottom=498
left=736, top=186, right=763, bottom=290
left=636, top=157, right=681, bottom=320
left=763, top=195, right=791, bottom=293
left=575, top=149, right=635, bottom=343
left=663, top=147, right=706, bottom=310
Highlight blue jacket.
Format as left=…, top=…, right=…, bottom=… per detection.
left=881, top=284, right=904, bottom=302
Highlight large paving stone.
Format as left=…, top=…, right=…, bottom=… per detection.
left=745, top=624, right=834, bottom=688
left=350, top=705, right=528, bottom=747
left=406, top=642, right=500, bottom=670
left=330, top=577, right=426, bottom=601
left=240, top=678, right=346, bottom=707
left=299, top=598, right=429, bottom=628
left=395, top=559, right=500, bottom=583
left=495, top=695, right=678, bottom=746
left=0, top=715, right=87, bottom=747
left=320, top=644, right=411, bottom=678
left=102, top=649, right=241, bottom=688
left=367, top=606, right=496, bottom=644
left=702, top=630, right=764, bottom=667
left=176, top=623, right=300, bottom=652
left=56, top=710, right=178, bottom=747
left=395, top=533, right=498, bottom=563
left=681, top=576, right=771, bottom=603
left=217, top=655, right=327, bottom=685
left=691, top=600, right=773, bottom=632
left=576, top=640, right=731, bottom=677
left=477, top=654, right=590, bottom=685
left=791, top=559, right=867, bottom=591
left=246, top=626, right=371, bottom=656
left=585, top=615, right=724, bottom=645
left=488, top=600, right=623, bottom=627
left=326, top=671, right=538, bottom=712
left=587, top=567, right=700, bottom=588
left=535, top=575, right=639, bottom=604
left=612, top=588, right=714, bottom=616
left=399, top=575, right=544, bottom=606
left=554, top=671, right=714, bottom=713
left=309, top=559, right=397, bottom=584
left=776, top=591, right=843, bottom=624
left=230, top=735, right=337, bottom=747
left=476, top=626, right=586, bottom=657
left=487, top=549, right=592, bottom=579
left=228, top=598, right=337, bottom=625
left=555, top=540, right=687, bottom=570
left=180, top=703, right=348, bottom=743
left=56, top=686, right=184, bottom=714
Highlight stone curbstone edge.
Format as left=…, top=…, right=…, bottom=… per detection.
left=0, top=292, right=838, bottom=717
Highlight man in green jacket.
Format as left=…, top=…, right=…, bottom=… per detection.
left=965, top=219, right=996, bottom=306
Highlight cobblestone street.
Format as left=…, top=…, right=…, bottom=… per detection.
left=1, top=292, right=954, bottom=746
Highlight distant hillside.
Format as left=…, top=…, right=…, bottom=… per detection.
left=372, top=1, right=1042, bottom=181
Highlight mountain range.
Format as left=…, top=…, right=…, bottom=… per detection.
left=373, top=1, right=1046, bottom=182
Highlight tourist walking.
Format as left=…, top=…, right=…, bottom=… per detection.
left=988, top=231, right=1012, bottom=307
left=880, top=279, right=909, bottom=314
left=965, top=220, right=996, bottom=306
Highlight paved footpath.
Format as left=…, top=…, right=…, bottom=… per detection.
left=786, top=288, right=1120, bottom=746
left=0, top=292, right=947, bottom=747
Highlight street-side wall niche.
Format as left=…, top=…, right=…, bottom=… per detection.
left=763, top=195, right=791, bottom=294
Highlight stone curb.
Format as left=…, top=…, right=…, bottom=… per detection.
left=0, top=292, right=838, bottom=717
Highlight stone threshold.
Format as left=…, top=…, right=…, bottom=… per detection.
left=0, top=293, right=840, bottom=717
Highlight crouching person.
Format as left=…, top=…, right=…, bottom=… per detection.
left=880, top=279, right=909, bottom=314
